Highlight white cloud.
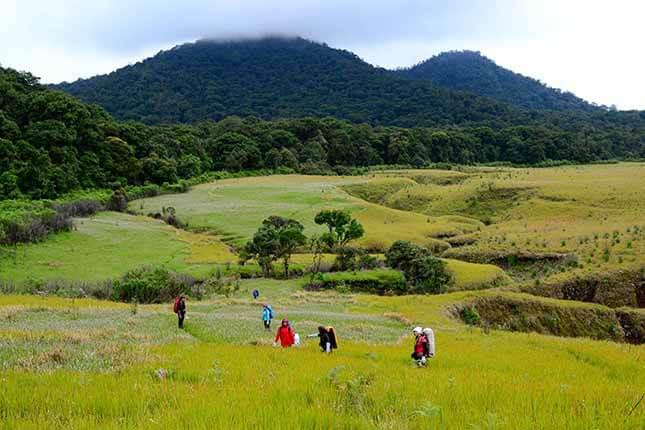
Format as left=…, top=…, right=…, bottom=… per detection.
left=0, top=0, right=643, bottom=108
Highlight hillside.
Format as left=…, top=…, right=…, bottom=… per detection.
left=54, top=37, right=521, bottom=126
left=394, top=50, right=598, bottom=112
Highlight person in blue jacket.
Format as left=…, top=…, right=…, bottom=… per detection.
left=262, top=304, right=274, bottom=330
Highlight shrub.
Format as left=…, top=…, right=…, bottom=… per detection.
left=385, top=240, right=453, bottom=293
left=408, top=255, right=453, bottom=294
left=460, top=307, right=481, bottom=326
left=111, top=267, right=199, bottom=303
left=107, top=189, right=128, bottom=212
left=308, top=270, right=408, bottom=295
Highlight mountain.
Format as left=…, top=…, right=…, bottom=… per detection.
left=394, top=50, right=598, bottom=112
left=54, top=37, right=523, bottom=126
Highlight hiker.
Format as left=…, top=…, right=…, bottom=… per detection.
left=307, top=326, right=338, bottom=353
left=262, top=304, right=274, bottom=330
left=252, top=289, right=260, bottom=299
left=173, top=296, right=187, bottom=329
left=273, top=319, right=295, bottom=347
left=411, top=326, right=430, bottom=366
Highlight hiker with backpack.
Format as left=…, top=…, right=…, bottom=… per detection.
left=307, top=326, right=338, bottom=353
left=262, top=304, right=274, bottom=330
left=273, top=319, right=295, bottom=347
left=173, top=296, right=187, bottom=329
left=411, top=326, right=434, bottom=366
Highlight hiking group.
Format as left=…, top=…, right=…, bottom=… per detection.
left=172, top=296, right=434, bottom=365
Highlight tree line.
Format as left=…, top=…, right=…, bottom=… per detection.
left=1, top=67, right=644, bottom=201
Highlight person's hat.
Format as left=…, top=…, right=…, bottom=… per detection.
left=412, top=327, right=423, bottom=334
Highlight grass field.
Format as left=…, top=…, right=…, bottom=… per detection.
left=1, top=282, right=643, bottom=429
left=129, top=175, right=481, bottom=250
left=1, top=164, right=644, bottom=428
left=0, top=212, right=235, bottom=283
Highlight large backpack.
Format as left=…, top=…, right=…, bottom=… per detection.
left=327, top=327, right=338, bottom=349
left=173, top=297, right=180, bottom=314
left=268, top=306, right=274, bottom=319
left=423, top=327, right=435, bottom=357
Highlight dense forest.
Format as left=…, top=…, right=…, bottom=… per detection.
left=1, top=65, right=644, bottom=201
left=394, top=51, right=598, bottom=112
left=54, top=37, right=528, bottom=126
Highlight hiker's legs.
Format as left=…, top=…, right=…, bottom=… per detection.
left=178, top=312, right=185, bottom=329
left=263, top=320, right=270, bottom=329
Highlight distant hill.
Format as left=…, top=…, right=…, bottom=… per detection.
left=394, top=50, right=599, bottom=112
left=54, top=37, right=524, bottom=126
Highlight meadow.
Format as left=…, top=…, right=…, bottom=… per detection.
left=1, top=163, right=644, bottom=428
left=1, top=281, right=643, bottom=429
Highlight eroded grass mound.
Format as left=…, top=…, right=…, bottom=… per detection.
left=453, top=293, right=645, bottom=343
left=522, top=265, right=645, bottom=308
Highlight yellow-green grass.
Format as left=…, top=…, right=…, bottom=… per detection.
left=0, top=212, right=234, bottom=283
left=443, top=258, right=510, bottom=290
left=347, top=163, right=645, bottom=281
left=1, top=288, right=643, bottom=429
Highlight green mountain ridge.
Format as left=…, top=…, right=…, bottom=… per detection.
left=53, top=37, right=525, bottom=126
left=393, top=50, right=599, bottom=112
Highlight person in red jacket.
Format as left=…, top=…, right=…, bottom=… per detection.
left=411, top=326, right=430, bottom=367
left=274, top=319, right=295, bottom=347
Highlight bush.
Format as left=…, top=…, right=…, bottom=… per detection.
left=107, top=189, right=128, bottom=212
left=307, top=270, right=407, bottom=295
left=111, top=267, right=199, bottom=303
left=0, top=200, right=73, bottom=245
left=460, top=307, right=481, bottom=326
left=408, top=255, right=453, bottom=294
left=385, top=240, right=453, bottom=294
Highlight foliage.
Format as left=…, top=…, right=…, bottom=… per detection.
left=241, top=216, right=307, bottom=278
left=385, top=240, right=453, bottom=293
left=396, top=50, right=597, bottom=111
left=309, top=269, right=408, bottom=295
left=314, top=209, right=364, bottom=250
left=111, top=267, right=200, bottom=303
left=107, top=189, right=128, bottom=212
left=2, top=60, right=644, bottom=201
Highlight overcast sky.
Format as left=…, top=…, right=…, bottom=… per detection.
left=1, top=0, right=643, bottom=109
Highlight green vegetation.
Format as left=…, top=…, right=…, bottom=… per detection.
left=1, top=162, right=644, bottom=428
left=396, top=50, right=596, bottom=111
left=3, top=60, right=644, bottom=202
left=241, top=215, right=307, bottom=278
left=0, top=283, right=643, bottom=428
left=0, top=212, right=233, bottom=283
left=453, top=292, right=645, bottom=343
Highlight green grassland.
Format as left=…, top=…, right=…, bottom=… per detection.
left=129, top=175, right=481, bottom=251
left=1, top=282, right=643, bottom=429
left=0, top=212, right=235, bottom=283
left=1, top=163, right=644, bottom=428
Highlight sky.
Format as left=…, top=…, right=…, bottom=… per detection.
left=1, top=0, right=643, bottom=109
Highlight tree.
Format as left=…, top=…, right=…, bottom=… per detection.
left=242, top=216, right=306, bottom=278
left=314, top=209, right=364, bottom=251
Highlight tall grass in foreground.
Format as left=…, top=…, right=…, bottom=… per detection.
left=1, top=337, right=643, bottom=429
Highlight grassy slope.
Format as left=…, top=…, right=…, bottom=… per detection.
left=129, top=175, right=481, bottom=250
left=1, top=282, right=643, bottom=429
left=348, top=164, right=645, bottom=281
left=0, top=212, right=235, bottom=283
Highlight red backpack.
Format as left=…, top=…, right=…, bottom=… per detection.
left=173, top=297, right=180, bottom=313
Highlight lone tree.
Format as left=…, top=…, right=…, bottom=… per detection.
left=314, top=209, right=364, bottom=251
left=241, top=216, right=306, bottom=278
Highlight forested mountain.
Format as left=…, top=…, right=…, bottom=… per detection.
left=2, top=65, right=644, bottom=201
left=394, top=51, right=598, bottom=112
left=54, top=37, right=522, bottom=126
